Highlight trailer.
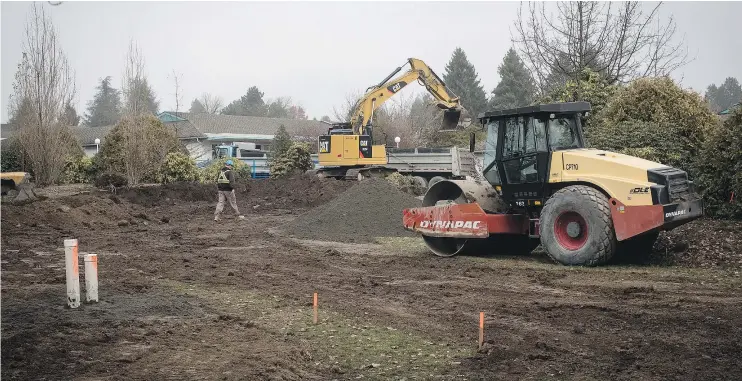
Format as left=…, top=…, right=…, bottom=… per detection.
left=310, top=147, right=484, bottom=188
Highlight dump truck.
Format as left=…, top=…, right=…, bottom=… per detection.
left=312, top=146, right=481, bottom=188
left=402, top=102, right=703, bottom=266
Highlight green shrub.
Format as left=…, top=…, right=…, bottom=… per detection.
left=269, top=142, right=313, bottom=178
left=385, top=172, right=419, bottom=194
left=1, top=137, right=25, bottom=172
left=96, top=115, right=182, bottom=185
left=200, top=157, right=251, bottom=184
left=160, top=152, right=199, bottom=183
left=591, top=77, right=717, bottom=173
left=59, top=155, right=94, bottom=184
left=542, top=68, right=618, bottom=132
left=94, top=172, right=127, bottom=188
left=695, top=107, right=742, bottom=218
left=589, top=120, right=681, bottom=164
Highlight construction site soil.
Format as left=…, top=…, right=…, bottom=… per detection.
left=284, top=179, right=421, bottom=243
left=2, top=177, right=741, bottom=380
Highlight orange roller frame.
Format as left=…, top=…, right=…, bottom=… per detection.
left=403, top=203, right=529, bottom=238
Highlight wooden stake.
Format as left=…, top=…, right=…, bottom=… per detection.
left=478, top=311, right=484, bottom=349
left=313, top=292, right=318, bottom=325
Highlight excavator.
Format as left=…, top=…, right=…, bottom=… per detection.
left=403, top=102, right=704, bottom=266
left=315, top=58, right=466, bottom=180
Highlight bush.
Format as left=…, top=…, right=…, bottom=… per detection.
left=589, top=120, right=681, bottom=164
left=1, top=137, right=26, bottom=172
left=385, top=172, right=420, bottom=194
left=269, top=142, right=313, bottom=178
left=200, top=157, right=251, bottom=184
left=695, top=107, right=742, bottom=218
left=591, top=77, right=717, bottom=173
left=59, top=155, right=94, bottom=184
left=97, top=115, right=182, bottom=185
left=542, top=68, right=618, bottom=132
left=160, top=152, right=199, bottom=183
left=94, top=172, right=127, bottom=188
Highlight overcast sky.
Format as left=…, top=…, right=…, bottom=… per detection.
left=2, top=1, right=741, bottom=123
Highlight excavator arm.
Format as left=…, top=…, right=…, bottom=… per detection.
left=349, top=58, right=465, bottom=135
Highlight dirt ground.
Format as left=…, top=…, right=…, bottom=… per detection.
left=2, top=178, right=741, bottom=381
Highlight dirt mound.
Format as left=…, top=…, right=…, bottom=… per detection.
left=1, top=193, right=153, bottom=247
left=283, top=178, right=421, bottom=243
left=118, top=175, right=351, bottom=211
left=650, top=219, right=742, bottom=268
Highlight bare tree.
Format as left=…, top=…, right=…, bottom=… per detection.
left=512, top=1, right=689, bottom=93
left=9, top=3, right=78, bottom=185
left=169, top=69, right=183, bottom=114
left=122, top=41, right=147, bottom=116
left=198, top=92, right=223, bottom=114
left=332, top=91, right=362, bottom=122
left=118, top=41, right=174, bottom=185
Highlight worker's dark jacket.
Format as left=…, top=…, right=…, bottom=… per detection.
left=217, top=166, right=236, bottom=191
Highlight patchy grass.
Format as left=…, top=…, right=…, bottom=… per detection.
left=159, top=279, right=472, bottom=379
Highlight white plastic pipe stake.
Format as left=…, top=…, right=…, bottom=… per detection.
left=84, top=254, right=99, bottom=302
left=64, top=239, right=81, bottom=308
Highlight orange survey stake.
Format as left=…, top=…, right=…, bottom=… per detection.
left=313, top=292, right=318, bottom=325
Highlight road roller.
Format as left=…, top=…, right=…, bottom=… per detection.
left=402, top=102, right=703, bottom=266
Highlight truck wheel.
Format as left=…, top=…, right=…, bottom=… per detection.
left=540, top=185, right=617, bottom=266
left=411, top=176, right=428, bottom=195
left=428, top=176, right=446, bottom=188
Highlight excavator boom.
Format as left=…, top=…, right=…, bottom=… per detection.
left=349, top=58, right=465, bottom=134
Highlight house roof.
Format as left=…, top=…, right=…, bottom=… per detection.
left=74, top=125, right=116, bottom=145
left=719, top=103, right=740, bottom=115
left=171, top=112, right=326, bottom=137
left=74, top=117, right=205, bottom=146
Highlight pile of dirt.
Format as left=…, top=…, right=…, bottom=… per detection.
left=650, top=218, right=742, bottom=269
left=283, top=178, right=421, bottom=243
left=118, top=175, right=352, bottom=211
left=1, top=193, right=154, bottom=247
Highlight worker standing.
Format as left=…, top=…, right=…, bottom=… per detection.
left=214, top=160, right=245, bottom=221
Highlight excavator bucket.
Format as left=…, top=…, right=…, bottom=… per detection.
left=1, top=173, right=38, bottom=203
left=440, top=109, right=463, bottom=131
left=11, top=182, right=38, bottom=203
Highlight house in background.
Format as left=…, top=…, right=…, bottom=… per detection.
left=163, top=112, right=326, bottom=163
left=73, top=112, right=326, bottom=165
left=75, top=118, right=205, bottom=158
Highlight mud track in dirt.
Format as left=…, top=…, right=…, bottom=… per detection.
left=2, top=180, right=742, bottom=380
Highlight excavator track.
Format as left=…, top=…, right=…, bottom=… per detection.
left=345, top=166, right=397, bottom=181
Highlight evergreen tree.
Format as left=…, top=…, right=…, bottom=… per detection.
left=125, top=77, right=159, bottom=115
left=84, top=76, right=122, bottom=127
left=270, top=124, right=292, bottom=159
left=63, top=102, right=80, bottom=126
left=490, top=48, right=536, bottom=110
left=267, top=100, right=289, bottom=118
left=705, top=77, right=742, bottom=112
left=190, top=98, right=206, bottom=113
left=442, top=47, right=488, bottom=119
left=221, top=86, right=268, bottom=116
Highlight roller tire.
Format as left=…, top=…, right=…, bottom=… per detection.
left=540, top=185, right=617, bottom=266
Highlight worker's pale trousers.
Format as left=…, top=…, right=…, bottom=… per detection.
left=215, top=190, right=240, bottom=217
